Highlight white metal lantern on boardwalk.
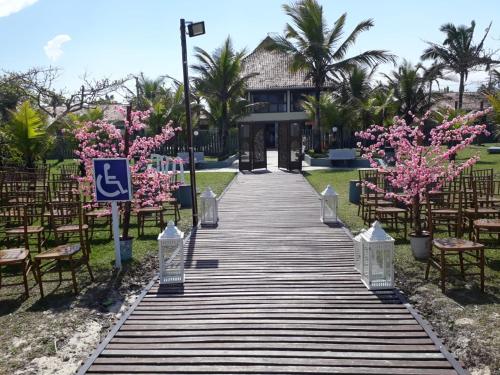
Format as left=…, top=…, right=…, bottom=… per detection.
left=320, top=185, right=338, bottom=223
left=353, top=229, right=366, bottom=272
left=158, top=221, right=185, bottom=284
left=200, top=186, right=218, bottom=227
left=360, top=221, right=394, bottom=290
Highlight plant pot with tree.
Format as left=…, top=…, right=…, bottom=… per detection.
left=357, top=109, right=490, bottom=259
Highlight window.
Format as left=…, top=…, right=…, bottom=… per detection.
left=290, top=90, right=314, bottom=112
left=250, top=91, right=287, bottom=113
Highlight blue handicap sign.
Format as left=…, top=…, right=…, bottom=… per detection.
left=93, top=158, right=132, bottom=202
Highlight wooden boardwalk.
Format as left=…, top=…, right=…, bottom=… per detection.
left=79, top=171, right=465, bottom=374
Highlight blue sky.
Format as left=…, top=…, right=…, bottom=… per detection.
left=1, top=0, right=499, bottom=94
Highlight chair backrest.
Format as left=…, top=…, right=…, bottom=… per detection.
left=49, top=201, right=83, bottom=227
left=0, top=205, right=29, bottom=249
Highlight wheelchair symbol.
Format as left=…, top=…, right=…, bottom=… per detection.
left=96, top=162, right=128, bottom=198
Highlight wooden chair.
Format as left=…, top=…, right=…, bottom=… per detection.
left=358, top=169, right=392, bottom=224
left=463, top=180, right=500, bottom=239
left=5, top=191, right=47, bottom=253
left=85, top=202, right=112, bottom=240
left=426, top=188, right=462, bottom=237
left=50, top=201, right=90, bottom=254
left=0, top=205, right=36, bottom=297
left=473, top=219, right=500, bottom=245
left=135, top=206, right=165, bottom=237
left=374, top=195, right=408, bottom=239
left=34, top=201, right=94, bottom=297
left=424, top=194, right=485, bottom=293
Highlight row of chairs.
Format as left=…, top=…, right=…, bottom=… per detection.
left=358, top=168, right=500, bottom=292
left=0, top=163, right=181, bottom=298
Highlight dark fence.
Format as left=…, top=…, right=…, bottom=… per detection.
left=46, top=130, right=239, bottom=160
left=157, top=130, right=238, bottom=157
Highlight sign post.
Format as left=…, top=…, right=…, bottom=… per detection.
left=93, top=158, right=132, bottom=269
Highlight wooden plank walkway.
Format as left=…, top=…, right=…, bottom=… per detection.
left=79, top=171, right=465, bottom=374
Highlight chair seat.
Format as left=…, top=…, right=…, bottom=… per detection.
left=473, top=218, right=500, bottom=230
left=6, top=225, right=44, bottom=234
left=86, top=209, right=111, bottom=217
left=0, top=248, right=29, bottom=265
left=364, top=199, right=392, bottom=206
left=464, top=208, right=499, bottom=215
left=35, top=244, right=81, bottom=260
left=433, top=238, right=484, bottom=251
left=375, top=207, right=406, bottom=213
left=136, top=206, right=164, bottom=214
left=432, top=209, right=459, bottom=216
left=55, top=224, right=89, bottom=233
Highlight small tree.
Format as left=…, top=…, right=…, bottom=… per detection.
left=356, top=110, right=490, bottom=236
left=4, top=101, right=53, bottom=167
left=73, top=107, right=178, bottom=239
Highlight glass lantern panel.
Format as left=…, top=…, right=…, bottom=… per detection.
left=362, top=242, right=370, bottom=279
left=325, top=198, right=336, bottom=217
left=370, top=246, right=385, bottom=281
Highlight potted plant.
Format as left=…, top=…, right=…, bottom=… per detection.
left=356, top=109, right=489, bottom=259
left=74, top=106, right=178, bottom=259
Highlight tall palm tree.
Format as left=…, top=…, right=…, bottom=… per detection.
left=135, top=73, right=167, bottom=110
left=384, top=61, right=433, bottom=122
left=267, top=0, right=394, bottom=152
left=422, top=21, right=497, bottom=109
left=191, top=37, right=257, bottom=156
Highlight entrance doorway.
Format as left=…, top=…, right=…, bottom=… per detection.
left=239, top=123, right=267, bottom=171
left=278, top=122, right=303, bottom=171
left=265, top=124, right=276, bottom=149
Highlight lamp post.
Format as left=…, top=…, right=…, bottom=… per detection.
left=180, top=19, right=205, bottom=226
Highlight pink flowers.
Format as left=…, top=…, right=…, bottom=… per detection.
left=356, top=109, right=490, bottom=234
left=73, top=108, right=178, bottom=210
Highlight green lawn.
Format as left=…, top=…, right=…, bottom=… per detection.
left=304, top=143, right=500, bottom=370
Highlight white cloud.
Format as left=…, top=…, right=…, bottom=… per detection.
left=44, top=34, right=71, bottom=61
left=0, top=0, right=38, bottom=17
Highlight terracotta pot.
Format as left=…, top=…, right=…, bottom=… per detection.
left=409, top=231, right=431, bottom=259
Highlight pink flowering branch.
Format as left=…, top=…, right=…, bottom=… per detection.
left=355, top=109, right=490, bottom=235
left=73, top=107, right=179, bottom=237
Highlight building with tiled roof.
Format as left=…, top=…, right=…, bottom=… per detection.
left=239, top=36, right=314, bottom=148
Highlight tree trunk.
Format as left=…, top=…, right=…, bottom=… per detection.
left=221, top=102, right=229, bottom=157
left=413, top=195, right=422, bottom=236
left=313, top=85, right=321, bottom=153
left=458, top=72, right=465, bottom=109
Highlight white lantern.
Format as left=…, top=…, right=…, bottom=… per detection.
left=320, top=185, right=338, bottom=223
left=200, top=186, right=218, bottom=226
left=158, top=221, right=185, bottom=284
left=360, top=221, right=394, bottom=290
left=353, top=229, right=366, bottom=272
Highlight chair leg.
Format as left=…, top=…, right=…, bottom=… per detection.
left=35, top=260, right=44, bottom=298
left=458, top=252, right=465, bottom=278
left=22, top=259, right=29, bottom=298
left=68, top=258, right=78, bottom=295
left=480, top=249, right=485, bottom=292
left=440, top=250, right=446, bottom=293
left=85, top=257, right=94, bottom=281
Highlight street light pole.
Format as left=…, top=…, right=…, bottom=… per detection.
left=180, top=18, right=198, bottom=227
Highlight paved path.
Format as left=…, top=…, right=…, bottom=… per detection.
left=79, top=171, right=464, bottom=374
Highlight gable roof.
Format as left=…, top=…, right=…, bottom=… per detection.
left=242, top=36, right=314, bottom=91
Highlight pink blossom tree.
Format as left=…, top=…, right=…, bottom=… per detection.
left=356, top=110, right=490, bottom=236
left=73, top=106, right=179, bottom=239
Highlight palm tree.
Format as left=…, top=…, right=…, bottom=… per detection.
left=191, top=37, right=257, bottom=156
left=134, top=73, right=168, bottom=110
left=422, top=21, right=497, bottom=109
left=384, top=61, right=433, bottom=122
left=267, top=0, right=394, bottom=152
left=4, top=101, right=52, bottom=167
